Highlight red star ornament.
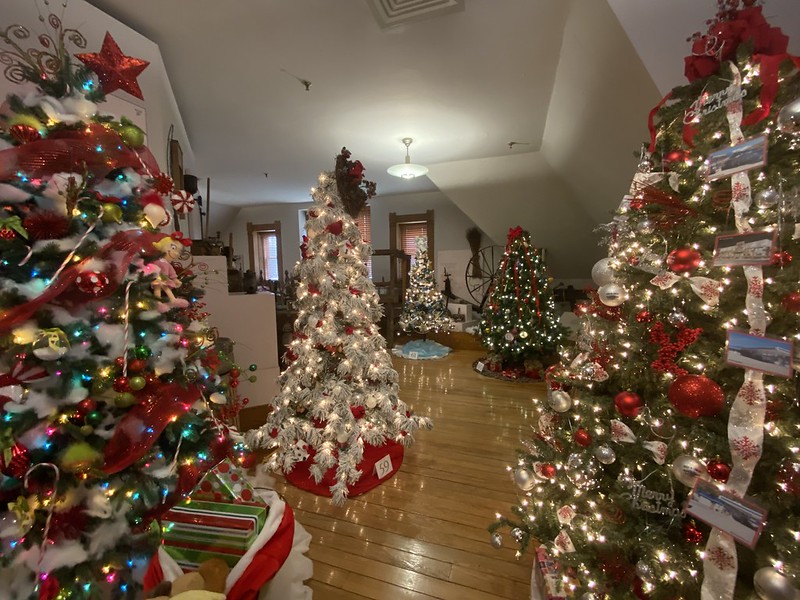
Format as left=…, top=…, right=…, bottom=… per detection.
left=76, top=32, right=150, bottom=100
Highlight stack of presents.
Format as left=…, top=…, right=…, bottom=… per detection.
left=144, top=460, right=299, bottom=600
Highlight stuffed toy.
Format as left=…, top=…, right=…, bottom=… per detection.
left=145, top=558, right=230, bottom=600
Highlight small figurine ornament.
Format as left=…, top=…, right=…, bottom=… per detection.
left=141, top=235, right=191, bottom=311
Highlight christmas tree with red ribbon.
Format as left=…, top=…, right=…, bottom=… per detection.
left=477, top=227, right=562, bottom=379
left=0, top=16, right=244, bottom=599
left=492, top=2, right=800, bottom=598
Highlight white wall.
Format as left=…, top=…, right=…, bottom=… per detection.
left=1, top=0, right=195, bottom=178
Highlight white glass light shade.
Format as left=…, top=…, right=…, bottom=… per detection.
left=387, top=160, right=429, bottom=179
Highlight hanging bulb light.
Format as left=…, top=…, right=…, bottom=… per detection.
left=387, top=137, right=429, bottom=179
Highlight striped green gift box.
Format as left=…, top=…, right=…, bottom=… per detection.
left=162, top=499, right=268, bottom=567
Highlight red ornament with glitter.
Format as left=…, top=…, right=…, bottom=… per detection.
left=23, top=212, right=70, bottom=240
left=668, top=374, right=724, bottom=418
left=0, top=227, right=15, bottom=240
left=781, top=292, right=800, bottom=313
left=682, top=520, right=704, bottom=544
left=574, top=428, right=592, bottom=447
left=667, top=247, right=702, bottom=273
left=76, top=32, right=150, bottom=100
left=10, top=124, right=41, bottom=144
left=772, top=251, right=792, bottom=267
left=777, top=461, right=800, bottom=497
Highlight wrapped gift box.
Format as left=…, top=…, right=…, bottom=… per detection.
left=533, top=546, right=569, bottom=600
left=162, top=499, right=268, bottom=570
left=192, top=458, right=258, bottom=503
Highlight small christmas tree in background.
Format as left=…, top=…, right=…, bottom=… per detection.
left=477, top=227, right=562, bottom=380
left=491, top=2, right=800, bottom=598
left=394, top=236, right=453, bottom=359
left=247, top=149, right=432, bottom=505
left=0, top=15, right=245, bottom=600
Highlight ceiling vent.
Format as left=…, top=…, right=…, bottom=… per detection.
left=367, top=0, right=465, bottom=29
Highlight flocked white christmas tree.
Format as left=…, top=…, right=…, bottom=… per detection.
left=248, top=149, right=432, bottom=504
left=399, top=236, right=454, bottom=335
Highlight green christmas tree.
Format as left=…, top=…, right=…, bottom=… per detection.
left=492, top=2, right=800, bottom=598
left=398, top=236, right=454, bottom=335
left=0, top=19, right=242, bottom=599
left=478, top=227, right=562, bottom=377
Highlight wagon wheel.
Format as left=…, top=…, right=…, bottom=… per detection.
left=465, top=245, right=503, bottom=310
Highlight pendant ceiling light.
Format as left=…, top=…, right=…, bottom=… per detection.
left=387, top=137, right=428, bottom=179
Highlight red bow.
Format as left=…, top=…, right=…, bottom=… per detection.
left=507, top=226, right=524, bottom=244
left=169, top=231, right=192, bottom=247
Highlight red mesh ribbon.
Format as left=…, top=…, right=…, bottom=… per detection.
left=630, top=184, right=697, bottom=230
left=0, top=123, right=160, bottom=182
left=0, top=229, right=167, bottom=333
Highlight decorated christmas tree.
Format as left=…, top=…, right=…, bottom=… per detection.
left=477, top=227, right=562, bottom=379
left=0, top=18, right=242, bottom=599
left=398, top=236, right=454, bottom=336
left=492, top=2, right=800, bottom=599
left=247, top=149, right=432, bottom=505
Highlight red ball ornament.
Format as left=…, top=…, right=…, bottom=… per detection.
left=772, top=251, right=793, bottom=267
left=0, top=227, right=15, bottom=240
left=781, top=292, right=800, bottom=313
left=573, top=428, right=592, bottom=447
left=667, top=248, right=702, bottom=274
left=777, top=461, right=800, bottom=497
left=614, top=391, right=643, bottom=418
left=112, top=376, right=130, bottom=393
left=77, top=397, right=97, bottom=414
left=75, top=271, right=110, bottom=297
left=539, top=463, right=556, bottom=479
left=664, top=149, right=689, bottom=164
left=238, top=452, right=256, bottom=470
left=230, top=368, right=240, bottom=379
left=127, top=358, right=147, bottom=373
left=0, top=442, right=31, bottom=479
left=635, top=310, right=653, bottom=323
left=682, top=520, right=704, bottom=545
left=668, top=374, right=724, bottom=418
left=706, top=458, right=731, bottom=483
left=114, top=356, right=126, bottom=369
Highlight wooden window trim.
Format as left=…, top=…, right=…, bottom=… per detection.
left=246, top=221, right=283, bottom=280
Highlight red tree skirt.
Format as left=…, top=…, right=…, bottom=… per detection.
left=285, top=440, right=404, bottom=498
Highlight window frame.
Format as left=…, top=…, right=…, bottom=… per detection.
left=390, top=210, right=434, bottom=264
left=246, top=220, right=283, bottom=282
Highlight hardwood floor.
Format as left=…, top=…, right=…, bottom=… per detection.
left=272, top=349, right=541, bottom=600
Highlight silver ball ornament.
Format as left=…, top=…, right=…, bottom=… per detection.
left=594, top=445, right=616, bottom=465
left=548, top=390, right=573, bottom=413
left=777, top=96, right=800, bottom=135
left=638, top=157, right=654, bottom=174
left=510, top=527, right=525, bottom=543
left=672, top=454, right=707, bottom=487
left=513, top=468, right=536, bottom=492
left=668, top=310, right=688, bottom=326
left=755, top=188, right=780, bottom=209
left=490, top=532, right=503, bottom=549
left=638, top=219, right=655, bottom=235
left=598, top=283, right=626, bottom=307
left=591, top=258, right=617, bottom=286
left=753, top=566, right=800, bottom=600
left=635, top=560, right=654, bottom=582
left=697, top=162, right=710, bottom=179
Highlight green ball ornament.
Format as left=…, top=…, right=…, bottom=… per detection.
left=79, top=424, right=94, bottom=436
left=114, top=392, right=137, bottom=408
left=248, top=375, right=258, bottom=383
left=248, top=364, right=258, bottom=372
left=118, top=124, right=145, bottom=148
left=86, top=411, right=104, bottom=427
left=59, top=441, right=102, bottom=474
left=101, top=203, right=123, bottom=223
left=128, top=376, right=146, bottom=391
left=134, top=346, right=152, bottom=360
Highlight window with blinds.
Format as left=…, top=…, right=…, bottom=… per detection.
left=399, top=222, right=428, bottom=261
left=256, top=230, right=280, bottom=280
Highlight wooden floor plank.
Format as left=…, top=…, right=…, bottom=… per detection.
left=273, top=349, right=535, bottom=599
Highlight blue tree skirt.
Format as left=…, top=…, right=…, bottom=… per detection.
left=392, top=339, right=451, bottom=360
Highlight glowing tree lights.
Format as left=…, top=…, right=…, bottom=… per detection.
left=398, top=236, right=454, bottom=336
left=0, top=16, right=243, bottom=600
left=247, top=149, right=432, bottom=505
left=477, top=227, right=562, bottom=380
left=492, top=2, right=800, bottom=598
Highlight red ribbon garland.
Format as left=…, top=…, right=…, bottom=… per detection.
left=0, top=123, right=160, bottom=182
left=0, top=229, right=167, bottom=333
